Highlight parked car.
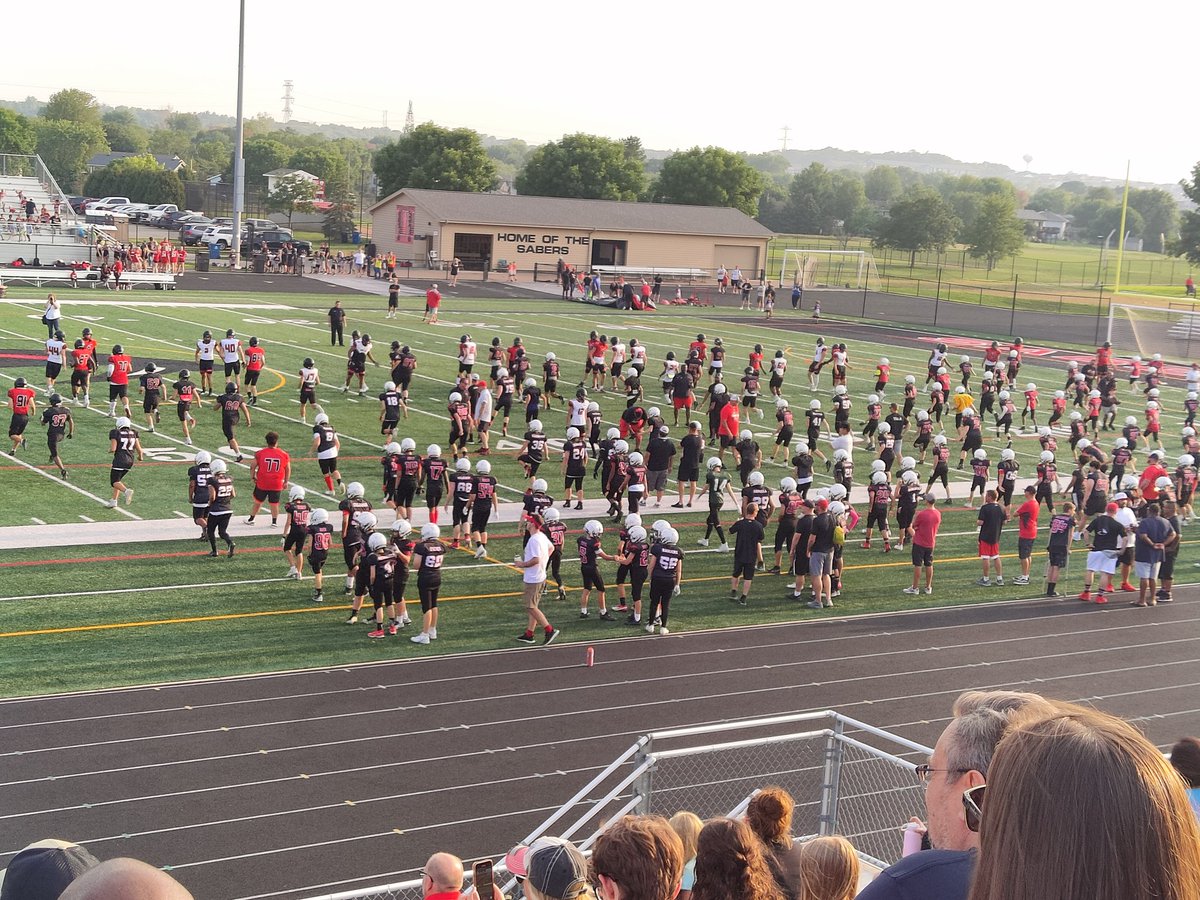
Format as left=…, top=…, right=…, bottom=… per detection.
left=240, top=229, right=313, bottom=255
left=135, top=204, right=178, bottom=224
left=243, top=218, right=276, bottom=231
left=181, top=222, right=218, bottom=245
left=162, top=210, right=204, bottom=230
left=113, top=203, right=150, bottom=218
left=85, top=196, right=131, bottom=214
left=201, top=225, right=247, bottom=250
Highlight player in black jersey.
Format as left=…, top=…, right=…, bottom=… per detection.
left=304, top=508, right=334, bottom=603
left=213, top=382, right=250, bottom=462
left=420, top=445, right=449, bottom=525
left=338, top=482, right=372, bottom=600
left=41, top=393, right=72, bottom=478
left=282, top=486, right=312, bottom=578
left=138, top=364, right=164, bottom=432
left=409, top=523, right=446, bottom=645
left=107, top=415, right=142, bottom=508
left=205, top=458, right=236, bottom=557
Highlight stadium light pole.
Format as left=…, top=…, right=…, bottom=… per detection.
left=231, top=0, right=246, bottom=270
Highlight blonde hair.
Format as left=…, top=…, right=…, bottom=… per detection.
left=669, top=810, right=704, bottom=860
left=797, top=837, right=858, bottom=900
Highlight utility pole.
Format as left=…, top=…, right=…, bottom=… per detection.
left=281, top=80, right=294, bottom=123
left=404, top=101, right=415, bottom=134
left=780, top=125, right=791, bottom=152
left=231, top=0, right=246, bottom=270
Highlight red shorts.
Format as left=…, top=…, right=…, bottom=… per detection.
left=618, top=420, right=644, bottom=439
left=672, top=397, right=691, bottom=410
left=978, top=541, right=1000, bottom=558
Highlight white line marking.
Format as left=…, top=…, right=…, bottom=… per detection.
left=79, top=516, right=94, bottom=522
left=0, top=450, right=140, bottom=519
left=173, top=511, right=189, bottom=518
left=0, top=577, right=291, bottom=604
left=30, top=517, right=45, bottom=525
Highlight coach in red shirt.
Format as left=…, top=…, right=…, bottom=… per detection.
left=905, top=493, right=942, bottom=595
left=423, top=283, right=441, bottom=324
left=248, top=431, right=290, bottom=525
left=1015, top=485, right=1040, bottom=585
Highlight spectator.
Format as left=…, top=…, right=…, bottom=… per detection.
left=668, top=812, right=703, bottom=900
left=418, top=852, right=463, bottom=900
left=590, top=814, right=683, bottom=900
left=967, top=708, right=1200, bottom=900
left=1169, top=737, right=1200, bottom=821
left=691, top=818, right=784, bottom=900
left=746, top=787, right=804, bottom=899
left=904, top=494, right=941, bottom=595
left=646, top=425, right=676, bottom=507
left=806, top=498, right=836, bottom=609
left=57, top=858, right=192, bottom=900
left=796, top=837, right=859, bottom=900
left=523, top=840, right=595, bottom=900
left=674, top=421, right=703, bottom=508
left=1132, top=502, right=1174, bottom=607
left=857, top=690, right=1058, bottom=900
left=0, top=839, right=99, bottom=900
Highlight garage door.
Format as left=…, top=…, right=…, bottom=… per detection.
left=715, top=245, right=760, bottom=277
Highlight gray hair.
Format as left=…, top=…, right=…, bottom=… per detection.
left=944, top=691, right=1060, bottom=781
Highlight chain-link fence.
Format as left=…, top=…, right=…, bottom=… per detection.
left=298, top=712, right=930, bottom=900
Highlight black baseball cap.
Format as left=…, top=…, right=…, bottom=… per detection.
left=527, top=841, right=591, bottom=900
left=0, top=840, right=99, bottom=900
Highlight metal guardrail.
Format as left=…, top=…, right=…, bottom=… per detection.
left=293, top=712, right=930, bottom=900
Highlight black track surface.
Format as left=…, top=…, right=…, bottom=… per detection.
left=3, top=590, right=1198, bottom=900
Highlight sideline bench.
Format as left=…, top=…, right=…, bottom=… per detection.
left=591, top=265, right=708, bottom=281
left=0, top=268, right=177, bottom=290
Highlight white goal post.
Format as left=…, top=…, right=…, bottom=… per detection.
left=1107, top=301, right=1200, bottom=360
left=778, top=249, right=880, bottom=291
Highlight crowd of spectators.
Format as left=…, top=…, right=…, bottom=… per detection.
left=6, top=691, right=1199, bottom=900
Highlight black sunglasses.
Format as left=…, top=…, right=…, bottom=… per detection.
left=963, top=783, right=986, bottom=832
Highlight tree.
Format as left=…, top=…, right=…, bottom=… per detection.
left=266, top=174, right=317, bottom=228
left=165, top=113, right=202, bottom=136
left=103, top=120, right=149, bottom=154
left=1173, top=162, right=1200, bottom=267
left=240, top=138, right=292, bottom=187
left=373, top=122, right=496, bottom=195
left=780, top=163, right=835, bottom=234
left=82, top=154, right=185, bottom=206
left=0, top=109, right=36, bottom=155
left=189, top=131, right=233, bottom=181
left=1093, top=205, right=1145, bottom=244
left=1127, top=188, right=1179, bottom=253
left=829, top=171, right=868, bottom=231
left=515, top=133, right=646, bottom=201
left=322, top=170, right=357, bottom=239
left=874, top=187, right=960, bottom=268
left=1028, top=187, right=1074, bottom=214
left=41, top=89, right=101, bottom=127
left=652, top=146, right=766, bottom=216
left=34, top=119, right=108, bottom=191
left=741, top=152, right=792, bottom=187
left=864, top=166, right=902, bottom=206
left=961, top=193, right=1025, bottom=271
left=288, top=145, right=347, bottom=185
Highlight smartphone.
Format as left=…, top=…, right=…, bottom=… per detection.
left=473, top=859, right=494, bottom=900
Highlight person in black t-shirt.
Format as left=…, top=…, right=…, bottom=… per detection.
left=674, top=421, right=704, bottom=507
left=729, top=504, right=765, bottom=606
left=41, top=393, right=72, bottom=478
left=975, top=490, right=1008, bottom=586
left=328, top=301, right=346, bottom=346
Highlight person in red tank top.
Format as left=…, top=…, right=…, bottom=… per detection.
left=248, top=431, right=291, bottom=525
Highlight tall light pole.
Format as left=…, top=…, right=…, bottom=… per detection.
left=231, top=0, right=246, bottom=270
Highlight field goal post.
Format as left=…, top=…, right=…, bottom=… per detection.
left=779, top=249, right=880, bottom=291
left=1106, top=301, right=1200, bottom=360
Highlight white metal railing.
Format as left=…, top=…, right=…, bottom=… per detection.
left=0, top=153, right=80, bottom=225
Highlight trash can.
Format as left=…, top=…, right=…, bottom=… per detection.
left=351, top=231, right=361, bottom=244
left=208, top=243, right=221, bottom=260
left=252, top=254, right=267, bottom=274
left=195, top=251, right=210, bottom=272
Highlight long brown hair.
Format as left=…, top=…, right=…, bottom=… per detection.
left=746, top=787, right=795, bottom=846
left=691, top=818, right=785, bottom=900
left=968, top=709, right=1200, bottom=900
left=797, top=837, right=858, bottom=900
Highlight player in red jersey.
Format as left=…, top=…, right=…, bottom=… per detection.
left=106, top=344, right=133, bottom=419
left=7, top=377, right=37, bottom=452
left=247, top=431, right=291, bottom=525
left=243, top=337, right=266, bottom=405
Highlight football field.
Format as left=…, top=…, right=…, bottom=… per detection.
left=1, top=285, right=1196, bottom=696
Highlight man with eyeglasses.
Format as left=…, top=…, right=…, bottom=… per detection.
left=857, top=690, right=1058, bottom=900
left=419, top=852, right=463, bottom=900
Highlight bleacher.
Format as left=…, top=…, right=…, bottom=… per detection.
left=0, top=153, right=87, bottom=267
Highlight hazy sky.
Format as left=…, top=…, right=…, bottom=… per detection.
left=5, top=0, right=1191, bottom=185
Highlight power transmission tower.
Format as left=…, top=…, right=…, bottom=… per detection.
left=780, top=125, right=791, bottom=152
left=404, top=101, right=414, bottom=134
left=281, top=80, right=294, bottom=123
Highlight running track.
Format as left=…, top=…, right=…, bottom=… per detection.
left=2, top=589, right=1198, bottom=899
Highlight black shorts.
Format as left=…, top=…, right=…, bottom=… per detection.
left=418, top=578, right=441, bottom=612
left=1119, top=547, right=1134, bottom=566
left=110, top=466, right=130, bottom=485
left=177, top=402, right=192, bottom=421
left=199, top=359, right=214, bottom=373
left=897, top=508, right=915, bottom=529
left=720, top=434, right=735, bottom=448
left=911, top=544, right=934, bottom=567
left=308, top=550, right=327, bottom=573
left=452, top=501, right=470, bottom=526
left=565, top=473, right=584, bottom=491
left=770, top=375, right=784, bottom=391
left=192, top=504, right=209, bottom=521
left=347, top=363, right=366, bottom=376
left=70, top=370, right=88, bottom=388
left=581, top=565, right=605, bottom=591
left=741, top=396, right=757, bottom=408
left=224, top=361, right=241, bottom=378
left=9, top=415, right=28, bottom=437
left=354, top=567, right=370, bottom=597
left=388, top=296, right=399, bottom=308
left=962, top=434, right=982, bottom=452
left=1160, top=553, right=1177, bottom=580
left=1018, top=537, right=1034, bottom=560
left=470, top=504, right=492, bottom=532
left=47, top=433, right=62, bottom=455
left=1047, top=548, right=1069, bottom=569
left=222, top=419, right=236, bottom=440
left=544, top=378, right=557, bottom=393
left=46, top=361, right=62, bottom=379
left=318, top=457, right=339, bottom=475
left=253, top=486, right=281, bottom=503
left=776, top=428, right=793, bottom=446
left=774, top=521, right=795, bottom=553
left=382, top=418, right=399, bottom=435
left=344, top=542, right=363, bottom=570
left=244, top=369, right=261, bottom=386
left=610, top=361, right=622, bottom=377
left=300, top=386, right=316, bottom=404
left=143, top=396, right=159, bottom=414
left=866, top=508, right=889, bottom=530
left=678, top=464, right=700, bottom=483
left=733, top=560, right=756, bottom=579
left=109, top=384, right=127, bottom=400
left=283, top=527, right=306, bottom=553
left=396, top=478, right=416, bottom=507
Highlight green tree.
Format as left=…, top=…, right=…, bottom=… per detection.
left=240, top=138, right=292, bottom=187
left=1127, top=188, right=1179, bottom=253
left=948, top=190, right=983, bottom=231
left=652, top=146, right=766, bottom=216
left=0, top=109, right=36, bottom=155
left=781, top=163, right=835, bottom=233
left=1060, top=180, right=1088, bottom=196
left=82, top=154, right=185, bottom=206
left=486, top=139, right=531, bottom=168
left=1028, top=187, right=1074, bottom=214
left=165, top=113, right=202, bottom=136
left=864, top=166, right=902, bottom=206
left=189, top=131, right=233, bottom=181
left=1094, top=205, right=1145, bottom=243
left=1172, top=162, right=1200, bottom=267
left=322, top=170, right=357, bottom=239
left=103, top=120, right=149, bottom=154
left=288, top=145, right=348, bottom=185
left=148, top=128, right=192, bottom=158
left=266, top=174, right=317, bottom=228
left=874, top=187, right=960, bottom=268
left=40, top=89, right=101, bottom=127
left=515, top=133, right=646, bottom=201
left=961, top=193, right=1025, bottom=271
left=829, top=171, right=868, bottom=231
left=741, top=151, right=792, bottom=187
left=373, top=122, right=496, bottom=195
left=34, top=119, right=109, bottom=191
left=1069, top=198, right=1116, bottom=240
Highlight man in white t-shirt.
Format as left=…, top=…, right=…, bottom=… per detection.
left=512, top=515, right=558, bottom=645
left=1112, top=490, right=1141, bottom=591
left=474, top=383, right=494, bottom=455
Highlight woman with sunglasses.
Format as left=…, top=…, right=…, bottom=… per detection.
left=967, top=708, right=1200, bottom=900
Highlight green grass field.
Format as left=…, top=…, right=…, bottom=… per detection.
left=1, top=286, right=1196, bottom=696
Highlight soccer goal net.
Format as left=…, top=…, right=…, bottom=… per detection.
left=778, top=249, right=880, bottom=291
left=1107, top=302, right=1200, bottom=360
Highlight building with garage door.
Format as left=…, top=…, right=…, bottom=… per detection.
left=368, top=188, right=773, bottom=276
